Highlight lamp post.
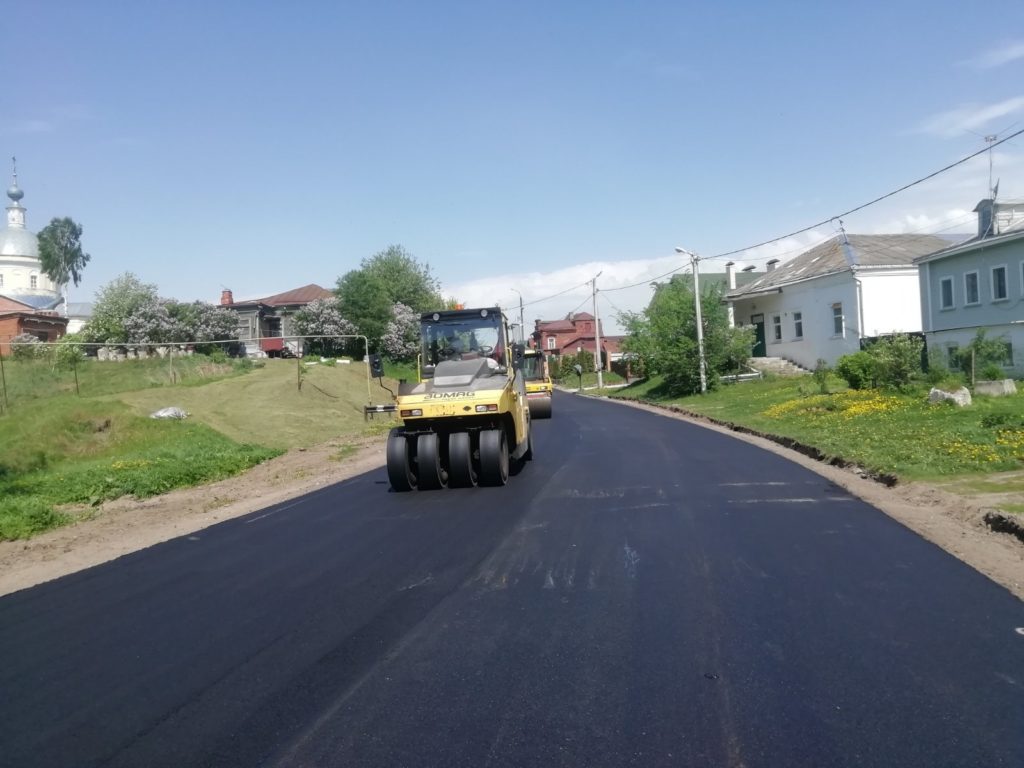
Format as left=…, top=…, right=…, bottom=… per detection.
left=591, top=271, right=604, bottom=390
left=510, top=288, right=525, bottom=343
left=675, top=247, right=707, bottom=394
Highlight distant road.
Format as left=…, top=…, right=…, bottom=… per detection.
left=1, top=392, right=1022, bottom=767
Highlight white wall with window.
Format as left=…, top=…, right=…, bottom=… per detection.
left=728, top=271, right=865, bottom=368
left=831, top=303, right=844, bottom=337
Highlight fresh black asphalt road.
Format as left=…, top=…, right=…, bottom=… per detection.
left=1, top=392, right=1022, bottom=767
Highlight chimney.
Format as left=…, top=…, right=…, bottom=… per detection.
left=725, top=261, right=736, bottom=290
left=766, top=259, right=779, bottom=273
left=220, top=289, right=234, bottom=306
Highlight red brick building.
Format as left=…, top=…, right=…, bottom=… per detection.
left=531, top=312, right=624, bottom=370
left=0, top=295, right=69, bottom=355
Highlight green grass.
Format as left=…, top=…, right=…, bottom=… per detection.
left=0, top=397, right=279, bottom=539
left=115, top=359, right=385, bottom=450
left=0, top=357, right=402, bottom=540
left=555, top=370, right=626, bottom=390
left=0, top=355, right=252, bottom=408
left=612, top=375, right=1024, bottom=483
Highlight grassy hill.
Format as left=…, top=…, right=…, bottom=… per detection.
left=0, top=356, right=393, bottom=539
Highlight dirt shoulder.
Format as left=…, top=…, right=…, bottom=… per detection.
left=2, top=400, right=1022, bottom=601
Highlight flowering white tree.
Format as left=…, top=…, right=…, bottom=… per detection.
left=293, top=297, right=357, bottom=356
left=123, top=297, right=185, bottom=345
left=380, top=302, right=420, bottom=361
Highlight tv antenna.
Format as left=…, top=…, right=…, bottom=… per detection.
left=969, top=121, right=1018, bottom=199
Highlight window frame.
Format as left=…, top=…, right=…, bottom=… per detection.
left=991, top=264, right=1008, bottom=302
left=831, top=303, right=843, bottom=337
left=939, top=276, right=954, bottom=309
left=771, top=314, right=782, bottom=342
left=30, top=273, right=38, bottom=289
left=546, top=336, right=555, bottom=351
left=964, top=270, right=980, bottom=306
left=946, top=344, right=960, bottom=370
left=793, top=311, right=803, bottom=340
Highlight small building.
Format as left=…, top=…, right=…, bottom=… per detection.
left=220, top=284, right=335, bottom=357
left=725, top=234, right=956, bottom=369
left=531, top=311, right=623, bottom=370
left=914, top=197, right=1024, bottom=376
left=0, top=295, right=69, bottom=354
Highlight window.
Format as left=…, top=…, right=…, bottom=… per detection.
left=546, top=336, right=555, bottom=350
left=991, top=265, right=1007, bottom=301
left=793, top=311, right=803, bottom=339
left=772, top=315, right=781, bottom=341
left=832, top=303, right=843, bottom=336
left=940, top=277, right=954, bottom=309
left=946, top=344, right=960, bottom=370
left=30, top=274, right=38, bottom=289
left=998, top=340, right=1013, bottom=366
left=0, top=273, right=3, bottom=287
left=964, top=271, right=979, bottom=305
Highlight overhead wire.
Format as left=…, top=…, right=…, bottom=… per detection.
left=517, top=279, right=592, bottom=310
left=601, top=128, right=1024, bottom=293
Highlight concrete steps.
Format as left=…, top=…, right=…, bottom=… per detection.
left=748, top=356, right=811, bottom=377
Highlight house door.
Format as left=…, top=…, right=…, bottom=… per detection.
left=750, top=313, right=766, bottom=357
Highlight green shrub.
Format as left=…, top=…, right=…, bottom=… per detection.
left=836, top=351, right=876, bottom=389
left=980, top=363, right=1005, bottom=381
left=812, top=359, right=831, bottom=394
left=869, top=333, right=923, bottom=389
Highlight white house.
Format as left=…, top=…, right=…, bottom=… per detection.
left=724, top=234, right=956, bottom=370
left=914, top=198, right=1024, bottom=376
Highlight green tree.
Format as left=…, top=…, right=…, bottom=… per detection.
left=38, top=217, right=91, bottom=287
left=620, top=274, right=753, bottom=396
left=335, top=245, right=442, bottom=349
left=82, top=273, right=161, bottom=344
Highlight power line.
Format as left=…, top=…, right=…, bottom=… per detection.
left=517, top=279, right=592, bottom=311
left=604, top=128, right=1024, bottom=292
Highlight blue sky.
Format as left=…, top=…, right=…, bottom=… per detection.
left=5, top=1, right=1024, bottom=332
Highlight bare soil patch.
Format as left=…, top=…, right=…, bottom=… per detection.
left=2, top=399, right=1022, bottom=601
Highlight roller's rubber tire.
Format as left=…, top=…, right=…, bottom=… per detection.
left=386, top=429, right=416, bottom=492
left=447, top=431, right=477, bottom=487
left=417, top=433, right=447, bottom=490
left=479, top=428, right=509, bottom=487
left=528, top=397, right=552, bottom=419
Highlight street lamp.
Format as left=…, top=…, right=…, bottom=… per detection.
left=509, top=288, right=525, bottom=342
left=675, top=246, right=708, bottom=394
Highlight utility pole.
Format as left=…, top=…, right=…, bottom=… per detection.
left=592, top=271, right=604, bottom=390
left=510, top=289, right=525, bottom=343
left=675, top=247, right=707, bottom=393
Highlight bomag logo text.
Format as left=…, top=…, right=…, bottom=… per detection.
left=424, top=392, right=476, bottom=399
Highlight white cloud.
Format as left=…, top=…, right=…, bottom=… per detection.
left=919, top=96, right=1024, bottom=137
left=963, top=41, right=1024, bottom=70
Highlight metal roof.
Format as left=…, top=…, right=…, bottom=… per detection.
left=726, top=234, right=957, bottom=299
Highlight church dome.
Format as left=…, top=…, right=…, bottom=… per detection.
left=0, top=226, right=39, bottom=259
left=2, top=163, right=41, bottom=259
